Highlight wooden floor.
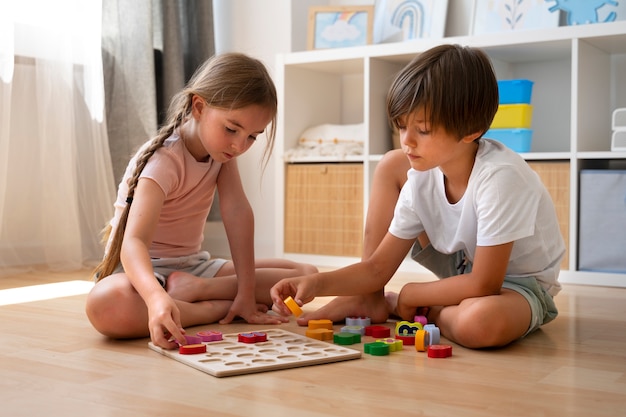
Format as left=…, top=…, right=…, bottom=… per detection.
left=1, top=268, right=625, bottom=417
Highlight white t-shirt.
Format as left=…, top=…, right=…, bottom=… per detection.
left=109, top=132, right=222, bottom=258
left=389, top=139, right=564, bottom=296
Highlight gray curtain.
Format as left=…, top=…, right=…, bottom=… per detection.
left=101, top=0, right=215, bottom=183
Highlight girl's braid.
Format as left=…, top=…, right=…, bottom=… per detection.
left=93, top=107, right=186, bottom=281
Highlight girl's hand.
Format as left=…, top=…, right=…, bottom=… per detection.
left=147, top=293, right=186, bottom=349
left=269, top=277, right=316, bottom=317
left=219, top=293, right=288, bottom=325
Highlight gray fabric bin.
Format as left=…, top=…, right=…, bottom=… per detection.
left=578, top=170, right=626, bottom=273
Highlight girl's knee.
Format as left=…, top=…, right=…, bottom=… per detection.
left=298, top=263, right=318, bottom=275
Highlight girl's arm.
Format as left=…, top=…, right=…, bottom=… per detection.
left=216, top=160, right=284, bottom=325
left=120, top=178, right=186, bottom=348
left=395, top=242, right=513, bottom=319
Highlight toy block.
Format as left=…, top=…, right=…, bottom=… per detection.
left=414, top=330, right=429, bottom=352
left=413, top=315, right=428, bottom=326
left=183, top=334, right=203, bottom=345
left=345, top=316, right=371, bottom=327
left=340, top=325, right=365, bottom=335
left=179, top=343, right=206, bottom=355
left=364, top=325, right=390, bottom=338
left=395, top=321, right=423, bottom=336
left=334, top=332, right=361, bottom=345
left=238, top=331, right=267, bottom=343
left=196, top=330, right=223, bottom=342
left=283, top=296, right=303, bottom=317
left=308, top=319, right=333, bottom=330
left=427, top=344, right=452, bottom=358
left=395, top=334, right=415, bottom=345
left=364, top=341, right=390, bottom=356
left=305, top=328, right=334, bottom=341
left=376, top=338, right=403, bottom=352
left=423, top=324, right=440, bottom=345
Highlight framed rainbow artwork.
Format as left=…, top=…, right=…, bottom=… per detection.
left=308, top=5, right=374, bottom=50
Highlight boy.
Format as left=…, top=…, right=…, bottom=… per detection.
left=270, top=44, right=564, bottom=348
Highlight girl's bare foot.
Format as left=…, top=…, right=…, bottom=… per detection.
left=166, top=271, right=205, bottom=302
left=384, top=291, right=400, bottom=319
left=296, top=293, right=390, bottom=326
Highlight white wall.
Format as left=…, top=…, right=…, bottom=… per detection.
left=206, top=0, right=474, bottom=259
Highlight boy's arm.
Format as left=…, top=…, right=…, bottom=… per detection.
left=395, top=242, right=513, bottom=319
left=271, top=233, right=414, bottom=314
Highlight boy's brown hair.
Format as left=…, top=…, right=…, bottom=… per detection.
left=387, top=44, right=499, bottom=140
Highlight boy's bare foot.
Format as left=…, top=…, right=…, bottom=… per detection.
left=384, top=291, right=400, bottom=319
left=296, top=293, right=390, bottom=326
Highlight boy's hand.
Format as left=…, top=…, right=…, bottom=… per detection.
left=395, top=284, right=419, bottom=321
left=270, top=277, right=316, bottom=317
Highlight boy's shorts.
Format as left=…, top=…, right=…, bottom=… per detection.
left=410, top=242, right=558, bottom=337
left=105, top=251, right=228, bottom=288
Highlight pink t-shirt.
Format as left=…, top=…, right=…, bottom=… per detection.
left=109, top=133, right=222, bottom=258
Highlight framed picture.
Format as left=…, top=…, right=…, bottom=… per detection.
left=373, top=0, right=448, bottom=44
left=471, top=0, right=560, bottom=35
left=307, top=6, right=374, bottom=50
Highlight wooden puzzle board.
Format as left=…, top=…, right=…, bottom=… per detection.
left=148, top=328, right=362, bottom=377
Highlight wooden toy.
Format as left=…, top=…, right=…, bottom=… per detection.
left=238, top=331, right=267, bottom=343
left=283, top=296, right=303, bottom=317
left=179, top=343, right=206, bottom=355
left=363, top=341, right=390, bottom=356
left=395, top=334, right=415, bottom=345
left=305, top=328, right=334, bottom=341
left=196, top=330, right=223, bottom=342
left=308, top=319, right=333, bottom=330
left=427, top=344, right=452, bottom=358
left=183, top=334, right=203, bottom=345
left=414, top=330, right=429, bottom=352
left=333, top=332, right=361, bottom=345
left=395, top=320, right=423, bottom=336
left=149, top=329, right=361, bottom=377
left=413, top=315, right=428, bottom=326
left=376, top=338, right=403, bottom=352
left=340, top=325, right=365, bottom=335
left=423, top=324, right=440, bottom=345
left=364, top=325, right=390, bottom=338
left=345, top=316, right=371, bottom=327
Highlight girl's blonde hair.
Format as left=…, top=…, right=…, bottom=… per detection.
left=94, top=52, right=278, bottom=281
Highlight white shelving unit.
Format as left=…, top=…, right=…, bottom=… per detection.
left=274, top=21, right=626, bottom=287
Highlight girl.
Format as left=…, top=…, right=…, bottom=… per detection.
left=86, top=53, right=317, bottom=349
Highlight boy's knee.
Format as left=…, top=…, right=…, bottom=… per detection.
left=442, top=304, right=511, bottom=349
left=299, top=263, right=318, bottom=275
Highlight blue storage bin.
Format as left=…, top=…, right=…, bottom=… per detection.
left=485, top=128, right=532, bottom=152
left=497, top=79, right=533, bottom=104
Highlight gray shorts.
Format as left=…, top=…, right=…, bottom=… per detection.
left=109, top=251, right=228, bottom=288
left=410, top=242, right=558, bottom=337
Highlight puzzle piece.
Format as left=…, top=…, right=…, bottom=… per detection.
left=197, top=330, right=223, bottom=342
left=333, top=332, right=361, bottom=345
left=238, top=331, right=267, bottom=343
left=427, top=344, right=452, bottom=358
left=308, top=319, right=333, bottom=330
left=305, top=328, right=334, bottom=341
left=364, top=341, right=390, bottom=356
left=395, top=320, right=423, bottom=336
left=364, top=325, right=390, bottom=338
left=284, top=296, right=303, bottom=317
left=345, top=316, right=371, bottom=327
left=149, top=329, right=361, bottom=377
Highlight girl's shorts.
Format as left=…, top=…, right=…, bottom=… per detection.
left=410, top=242, right=558, bottom=337
left=106, top=251, right=228, bottom=288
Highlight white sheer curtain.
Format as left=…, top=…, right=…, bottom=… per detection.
left=0, top=1, right=116, bottom=275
